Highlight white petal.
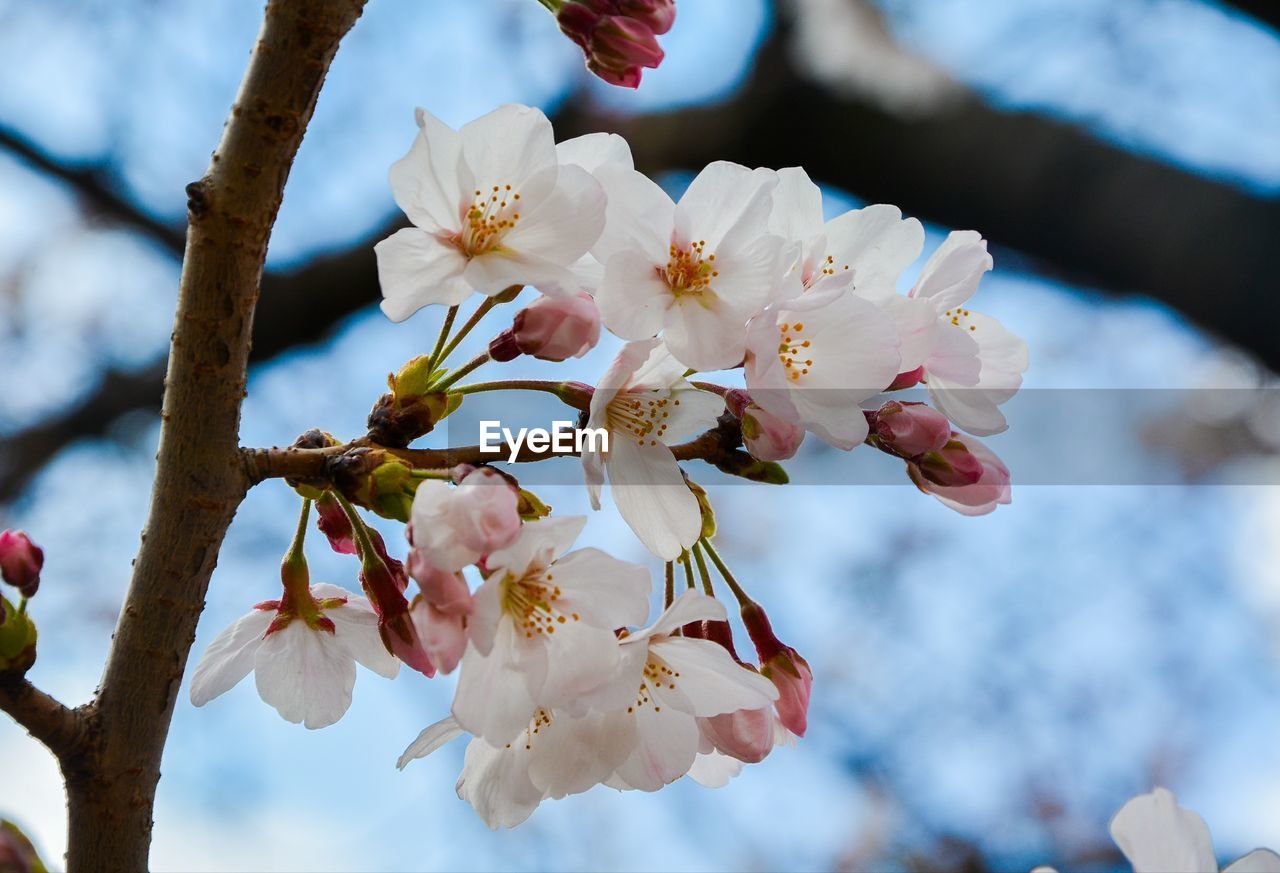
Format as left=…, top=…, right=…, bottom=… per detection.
left=630, top=590, right=726, bottom=643
left=659, top=386, right=727, bottom=445
left=606, top=437, right=701, bottom=561
left=389, top=107, right=469, bottom=235
left=1225, top=850, right=1280, bottom=873
left=825, top=204, right=924, bottom=290
left=527, top=711, right=635, bottom=800
left=329, top=604, right=400, bottom=679
left=486, top=516, right=587, bottom=578
left=768, top=167, right=825, bottom=250
left=1108, top=787, right=1218, bottom=873
left=502, top=164, right=606, bottom=266
left=598, top=249, right=671, bottom=341
left=462, top=248, right=583, bottom=297
left=592, top=164, right=675, bottom=265
left=686, top=750, right=744, bottom=788
left=537, top=621, right=621, bottom=707
left=650, top=637, right=778, bottom=716
left=456, top=737, right=546, bottom=829
left=458, top=104, right=558, bottom=206
left=547, top=548, right=651, bottom=629
left=678, top=161, right=777, bottom=252
left=628, top=342, right=690, bottom=392
left=189, top=608, right=272, bottom=707
left=872, top=293, right=938, bottom=372
left=557, top=132, right=634, bottom=173
left=254, top=622, right=356, bottom=730
left=396, top=716, right=465, bottom=770
left=375, top=228, right=471, bottom=321
left=662, top=295, right=751, bottom=372
left=912, top=230, right=992, bottom=311
left=451, top=628, right=539, bottom=745
left=612, top=704, right=701, bottom=792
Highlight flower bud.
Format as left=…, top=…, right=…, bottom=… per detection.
left=711, top=451, right=790, bottom=485
left=360, top=542, right=434, bottom=677
left=556, top=0, right=674, bottom=88
left=870, top=401, right=951, bottom=459
left=333, top=449, right=422, bottom=523
left=913, top=437, right=985, bottom=488
left=409, top=467, right=522, bottom=572
left=410, top=595, right=468, bottom=675
left=0, top=595, right=37, bottom=675
left=0, top=532, right=42, bottom=599
left=909, top=434, right=1012, bottom=516
left=315, top=492, right=357, bottom=555
left=740, top=404, right=805, bottom=462
left=508, top=292, right=601, bottom=362
left=409, top=558, right=474, bottom=617
left=366, top=390, right=460, bottom=449
left=0, top=820, right=44, bottom=873
left=741, top=602, right=812, bottom=738
left=701, top=707, right=775, bottom=764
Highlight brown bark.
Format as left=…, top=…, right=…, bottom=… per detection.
left=41, top=2, right=368, bottom=870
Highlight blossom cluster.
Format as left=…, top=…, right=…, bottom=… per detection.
left=189, top=102, right=1026, bottom=828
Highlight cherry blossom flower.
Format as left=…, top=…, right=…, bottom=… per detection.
left=582, top=591, right=780, bottom=792
left=190, top=583, right=397, bottom=729
left=375, top=104, right=606, bottom=320
left=451, top=516, right=650, bottom=745
left=489, top=292, right=601, bottom=362
left=909, top=231, right=1029, bottom=435
left=744, top=283, right=902, bottom=450
left=591, top=161, right=786, bottom=371
left=582, top=339, right=725, bottom=559
left=407, top=561, right=472, bottom=675
left=409, top=466, right=521, bottom=572
left=908, top=432, right=1011, bottom=516
left=1103, top=788, right=1280, bottom=873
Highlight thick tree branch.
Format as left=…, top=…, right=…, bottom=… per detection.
left=1219, top=0, right=1280, bottom=34
left=61, top=2, right=368, bottom=870
left=0, top=675, right=89, bottom=763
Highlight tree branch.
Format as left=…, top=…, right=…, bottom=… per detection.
left=62, top=2, right=368, bottom=870
left=0, top=125, right=186, bottom=255
left=0, top=675, right=89, bottom=763
left=1219, top=0, right=1280, bottom=34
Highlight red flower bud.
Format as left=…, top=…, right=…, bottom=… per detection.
left=0, top=531, right=43, bottom=599
left=511, top=292, right=601, bottom=362
left=914, top=436, right=985, bottom=487
left=315, top=493, right=357, bottom=555
left=556, top=0, right=674, bottom=88
left=741, top=601, right=813, bottom=737
left=871, top=401, right=951, bottom=459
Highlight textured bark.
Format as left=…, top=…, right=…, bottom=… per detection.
left=58, top=1, right=367, bottom=870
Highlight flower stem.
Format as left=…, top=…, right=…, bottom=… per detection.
left=691, top=542, right=715, bottom=598
left=432, top=351, right=491, bottom=392
left=699, top=538, right=753, bottom=607
left=437, top=297, right=500, bottom=365
left=681, top=551, right=696, bottom=590
left=332, top=491, right=378, bottom=568
left=408, top=469, right=454, bottom=480
left=449, top=379, right=592, bottom=410
left=664, top=561, right=674, bottom=608
left=426, top=305, right=458, bottom=375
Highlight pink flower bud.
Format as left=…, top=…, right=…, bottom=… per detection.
left=511, top=292, right=601, bottom=362
left=727, top=391, right=805, bottom=461
left=701, top=707, right=775, bottom=764
left=360, top=542, right=434, bottom=677
left=452, top=468, right=523, bottom=555
left=410, top=558, right=474, bottom=617
left=315, top=493, right=357, bottom=555
left=914, top=436, right=985, bottom=487
left=871, top=401, right=951, bottom=458
left=909, top=434, right=1011, bottom=516
left=556, top=0, right=674, bottom=88
left=742, top=602, right=813, bottom=737
left=410, top=597, right=467, bottom=675
left=0, top=531, right=43, bottom=599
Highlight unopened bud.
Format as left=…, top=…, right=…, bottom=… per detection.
left=509, top=292, right=601, bottom=362
left=741, top=602, right=812, bottom=738
left=0, top=531, right=42, bottom=599
left=914, top=437, right=985, bottom=488
left=908, top=434, right=1012, bottom=516
left=740, top=404, right=805, bottom=462
left=712, top=450, right=790, bottom=485
left=332, top=449, right=421, bottom=522
left=314, top=492, right=357, bottom=555
left=366, top=390, right=461, bottom=449
left=556, top=0, right=674, bottom=88
left=870, top=401, right=951, bottom=459
left=702, top=706, right=774, bottom=764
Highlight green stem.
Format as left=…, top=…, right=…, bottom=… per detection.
left=691, top=542, right=715, bottom=598
left=426, top=305, right=459, bottom=375
left=450, top=379, right=592, bottom=410
left=408, top=469, right=454, bottom=480
left=699, top=538, right=753, bottom=607
left=437, top=298, right=499, bottom=366
left=17, top=597, right=27, bottom=616
left=664, top=561, right=674, bottom=608
left=432, top=352, right=490, bottom=393
left=681, top=551, right=696, bottom=590
left=288, top=498, right=312, bottom=561
left=332, top=491, right=378, bottom=567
